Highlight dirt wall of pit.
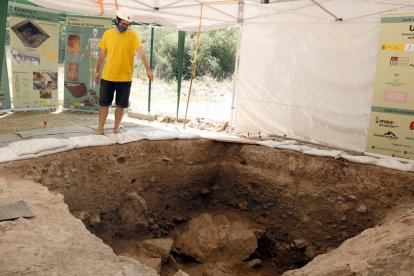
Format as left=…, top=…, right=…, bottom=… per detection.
left=1, top=139, right=413, bottom=271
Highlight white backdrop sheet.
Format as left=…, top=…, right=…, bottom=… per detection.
left=234, top=2, right=414, bottom=152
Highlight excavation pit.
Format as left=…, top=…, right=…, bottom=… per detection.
left=2, top=139, right=414, bottom=275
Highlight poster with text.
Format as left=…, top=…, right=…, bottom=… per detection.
left=0, top=50, right=11, bottom=110
left=366, top=13, right=414, bottom=160
left=63, top=16, right=111, bottom=111
left=9, top=6, right=59, bottom=110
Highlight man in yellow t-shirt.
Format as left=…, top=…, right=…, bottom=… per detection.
left=94, top=7, right=153, bottom=134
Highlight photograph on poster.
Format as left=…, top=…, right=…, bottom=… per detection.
left=11, top=48, right=40, bottom=66
left=33, top=72, right=45, bottom=90
left=43, top=72, right=58, bottom=90
left=39, top=90, right=52, bottom=99
left=66, top=62, right=79, bottom=82
left=67, top=35, right=80, bottom=54
left=11, top=19, right=50, bottom=48
left=64, top=82, right=87, bottom=98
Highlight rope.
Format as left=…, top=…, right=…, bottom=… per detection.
left=183, top=0, right=242, bottom=128
left=183, top=4, right=204, bottom=128
left=96, top=0, right=104, bottom=16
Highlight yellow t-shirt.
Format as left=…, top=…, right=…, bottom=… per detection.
left=99, top=28, right=142, bottom=82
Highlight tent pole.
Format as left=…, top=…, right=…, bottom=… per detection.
left=0, top=0, right=9, bottom=83
left=230, top=1, right=244, bottom=133
left=310, top=0, right=342, bottom=21
left=147, top=25, right=155, bottom=113
left=176, top=30, right=185, bottom=122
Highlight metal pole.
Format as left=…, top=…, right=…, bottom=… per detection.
left=230, top=1, right=244, bottom=132
left=0, top=0, right=9, bottom=83
left=176, top=30, right=185, bottom=121
left=147, top=26, right=155, bottom=113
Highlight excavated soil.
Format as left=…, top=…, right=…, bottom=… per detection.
left=1, top=139, right=414, bottom=275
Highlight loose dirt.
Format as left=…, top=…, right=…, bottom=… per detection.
left=1, top=134, right=414, bottom=275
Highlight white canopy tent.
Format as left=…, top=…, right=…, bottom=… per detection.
left=21, top=0, right=414, bottom=152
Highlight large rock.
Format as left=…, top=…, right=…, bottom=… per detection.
left=0, top=178, right=158, bottom=276
left=138, top=238, right=174, bottom=263
left=118, top=192, right=148, bottom=228
left=174, top=213, right=257, bottom=263
left=283, top=207, right=414, bottom=276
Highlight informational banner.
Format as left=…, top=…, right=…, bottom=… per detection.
left=0, top=51, right=11, bottom=111
left=366, top=13, right=414, bottom=160
left=63, top=16, right=111, bottom=111
left=9, top=6, right=59, bottom=110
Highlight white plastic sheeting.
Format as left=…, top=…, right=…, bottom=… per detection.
left=234, top=0, right=414, bottom=152
left=257, top=139, right=414, bottom=172
left=0, top=130, right=201, bottom=164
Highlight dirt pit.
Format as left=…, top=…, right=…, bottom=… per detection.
left=2, top=139, right=414, bottom=275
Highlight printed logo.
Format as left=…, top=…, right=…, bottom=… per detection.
left=390, top=56, right=398, bottom=65
left=405, top=44, right=414, bottom=51
left=389, top=56, right=409, bottom=66
left=393, top=73, right=400, bottom=82
left=374, top=131, right=398, bottom=140
left=385, top=73, right=406, bottom=87
left=374, top=116, right=398, bottom=128
left=383, top=91, right=408, bottom=103
left=410, top=121, right=414, bottom=130
left=381, top=44, right=405, bottom=51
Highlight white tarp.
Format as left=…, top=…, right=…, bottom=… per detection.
left=24, top=0, right=414, bottom=152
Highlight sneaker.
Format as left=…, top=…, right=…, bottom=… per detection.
left=95, top=128, right=104, bottom=135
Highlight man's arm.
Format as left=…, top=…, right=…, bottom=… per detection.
left=135, top=48, right=154, bottom=81
left=94, top=49, right=107, bottom=83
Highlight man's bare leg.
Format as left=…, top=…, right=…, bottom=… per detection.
left=114, top=106, right=124, bottom=133
left=96, top=106, right=109, bottom=134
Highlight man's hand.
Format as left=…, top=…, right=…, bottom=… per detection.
left=94, top=71, right=100, bottom=84
left=147, top=70, right=154, bottom=81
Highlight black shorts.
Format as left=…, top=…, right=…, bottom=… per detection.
left=99, top=79, right=132, bottom=108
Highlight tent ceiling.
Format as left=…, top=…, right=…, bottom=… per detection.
left=16, top=0, right=412, bottom=31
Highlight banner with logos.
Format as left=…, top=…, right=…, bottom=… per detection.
left=0, top=51, right=11, bottom=111
left=366, top=13, right=414, bottom=160
left=9, top=6, right=59, bottom=110
left=63, top=16, right=111, bottom=112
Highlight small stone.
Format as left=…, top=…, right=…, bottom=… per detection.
left=348, top=195, right=357, bottom=200
left=200, top=189, right=210, bottom=195
left=162, top=157, right=172, bottom=162
left=305, top=246, right=317, bottom=258
left=246, top=259, right=261, bottom=268
left=238, top=202, right=248, bottom=210
left=173, top=269, right=190, bottom=276
left=150, top=176, right=156, bottom=183
left=88, top=213, right=101, bottom=226
left=212, top=185, right=220, bottom=191
left=148, top=218, right=155, bottom=224
left=293, top=238, right=309, bottom=249
left=75, top=211, right=90, bottom=221
left=356, top=204, right=367, bottom=213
